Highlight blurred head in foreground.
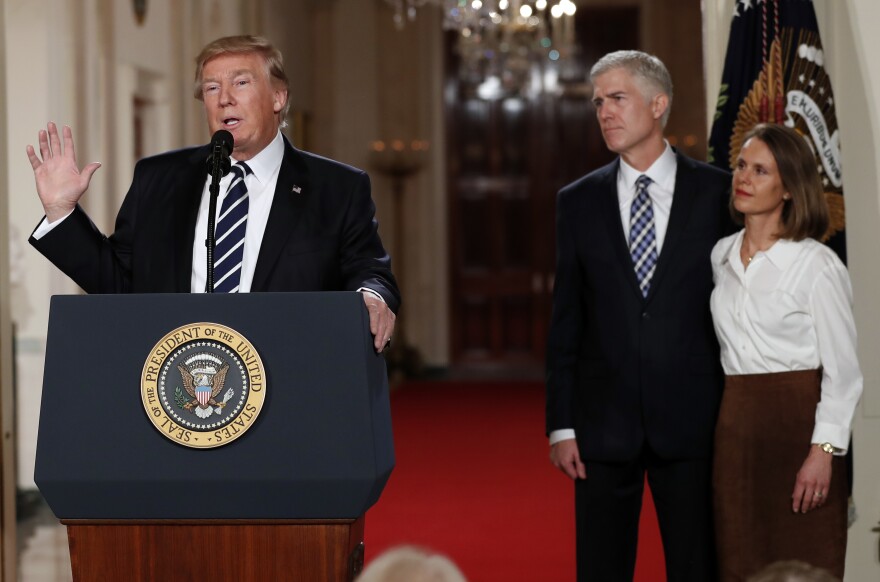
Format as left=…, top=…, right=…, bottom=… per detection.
left=747, top=560, right=840, bottom=582
left=356, top=546, right=467, bottom=582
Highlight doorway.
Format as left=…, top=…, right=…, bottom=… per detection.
left=446, top=7, right=640, bottom=375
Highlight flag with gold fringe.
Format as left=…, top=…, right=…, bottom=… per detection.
left=708, top=0, right=846, bottom=261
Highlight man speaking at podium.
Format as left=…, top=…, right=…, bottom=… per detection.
left=26, top=35, right=399, bottom=353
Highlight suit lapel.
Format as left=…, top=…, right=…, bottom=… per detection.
left=173, top=147, right=211, bottom=292
left=597, top=160, right=644, bottom=299
left=645, top=151, right=696, bottom=301
left=251, top=137, right=311, bottom=291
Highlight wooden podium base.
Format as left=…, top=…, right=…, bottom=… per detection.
left=62, top=517, right=365, bottom=582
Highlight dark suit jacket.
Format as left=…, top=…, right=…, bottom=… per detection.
left=546, top=151, right=732, bottom=462
left=30, top=136, right=400, bottom=312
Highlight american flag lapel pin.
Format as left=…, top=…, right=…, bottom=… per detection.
left=291, top=185, right=302, bottom=194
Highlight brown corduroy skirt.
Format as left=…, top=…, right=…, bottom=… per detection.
left=713, top=369, right=848, bottom=582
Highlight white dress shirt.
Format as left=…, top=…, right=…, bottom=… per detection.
left=617, top=142, right=677, bottom=252
left=191, top=131, right=284, bottom=293
left=549, top=144, right=679, bottom=446
left=710, top=230, right=863, bottom=452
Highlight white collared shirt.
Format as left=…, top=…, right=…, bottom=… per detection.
left=709, top=230, right=863, bottom=452
left=617, top=142, right=677, bottom=251
left=191, top=131, right=284, bottom=293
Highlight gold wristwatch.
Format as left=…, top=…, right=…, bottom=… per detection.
left=818, top=442, right=842, bottom=454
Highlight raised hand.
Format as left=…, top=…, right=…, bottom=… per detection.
left=26, top=122, right=101, bottom=222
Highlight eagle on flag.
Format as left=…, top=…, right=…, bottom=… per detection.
left=708, top=0, right=846, bottom=260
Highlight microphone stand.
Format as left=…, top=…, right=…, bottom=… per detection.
left=205, top=141, right=226, bottom=293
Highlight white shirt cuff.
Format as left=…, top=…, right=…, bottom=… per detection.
left=358, top=287, right=385, bottom=303
left=32, top=211, right=74, bottom=240
left=811, top=423, right=850, bottom=455
left=549, top=429, right=576, bottom=446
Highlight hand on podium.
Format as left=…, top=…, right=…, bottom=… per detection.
left=363, top=293, right=396, bottom=353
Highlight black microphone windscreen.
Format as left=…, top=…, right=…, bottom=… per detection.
left=206, top=130, right=234, bottom=176
left=211, top=130, right=234, bottom=154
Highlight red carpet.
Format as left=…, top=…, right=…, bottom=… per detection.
left=365, top=381, right=666, bottom=581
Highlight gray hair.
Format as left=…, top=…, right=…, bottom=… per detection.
left=356, top=546, right=467, bottom=582
left=746, top=560, right=840, bottom=582
left=590, top=50, right=674, bottom=126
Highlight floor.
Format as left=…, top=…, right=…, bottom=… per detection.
left=16, top=492, right=72, bottom=582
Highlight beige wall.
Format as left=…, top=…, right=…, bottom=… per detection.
left=834, top=1, right=880, bottom=578
left=260, top=0, right=315, bottom=119
left=5, top=0, right=77, bottom=493
left=313, top=1, right=450, bottom=365
left=0, top=0, right=17, bottom=577
left=373, top=4, right=449, bottom=365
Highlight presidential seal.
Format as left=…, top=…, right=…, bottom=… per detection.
left=141, top=323, right=266, bottom=448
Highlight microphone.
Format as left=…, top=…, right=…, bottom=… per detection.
left=205, top=130, right=234, bottom=292
left=206, top=130, right=233, bottom=176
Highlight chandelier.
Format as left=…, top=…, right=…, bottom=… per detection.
left=385, top=0, right=581, bottom=98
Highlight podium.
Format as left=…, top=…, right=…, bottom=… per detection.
left=35, top=292, right=394, bottom=581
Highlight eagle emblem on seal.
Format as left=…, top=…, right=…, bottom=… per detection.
left=177, top=353, right=235, bottom=419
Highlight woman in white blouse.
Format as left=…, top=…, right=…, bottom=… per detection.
left=710, top=123, right=862, bottom=581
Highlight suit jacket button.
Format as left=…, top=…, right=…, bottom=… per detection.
left=641, top=312, right=649, bottom=319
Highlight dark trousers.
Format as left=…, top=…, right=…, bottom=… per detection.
left=575, top=447, right=716, bottom=582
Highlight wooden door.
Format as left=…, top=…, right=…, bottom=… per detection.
left=446, top=8, right=639, bottom=373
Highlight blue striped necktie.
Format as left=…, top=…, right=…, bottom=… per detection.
left=629, top=174, right=658, bottom=298
left=213, top=162, right=252, bottom=293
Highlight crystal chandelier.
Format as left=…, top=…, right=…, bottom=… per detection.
left=385, top=0, right=581, bottom=97
left=385, top=0, right=440, bottom=29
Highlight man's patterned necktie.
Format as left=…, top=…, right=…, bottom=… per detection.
left=629, top=174, right=658, bottom=298
left=213, top=161, right=252, bottom=293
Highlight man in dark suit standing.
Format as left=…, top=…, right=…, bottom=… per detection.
left=546, top=50, right=731, bottom=581
left=26, top=36, right=398, bottom=351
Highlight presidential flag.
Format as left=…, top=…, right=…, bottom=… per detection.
left=708, top=0, right=846, bottom=261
